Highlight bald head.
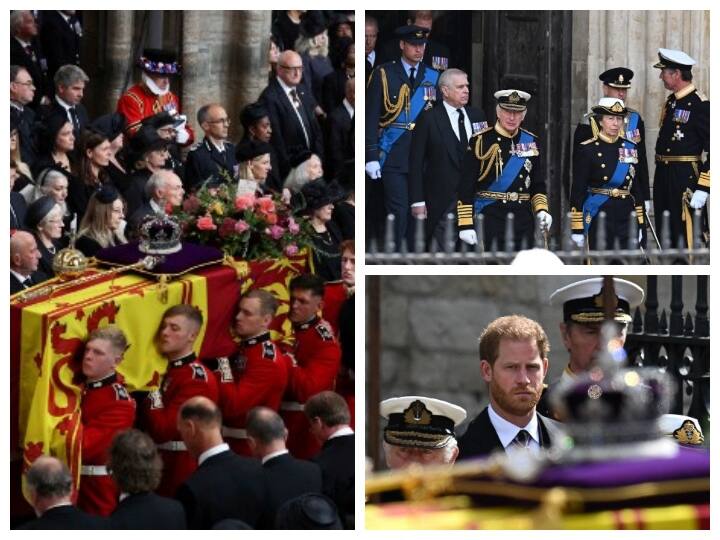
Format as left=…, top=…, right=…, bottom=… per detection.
left=10, top=230, right=41, bottom=275
left=26, top=456, right=73, bottom=511
left=246, top=406, right=288, bottom=459
left=278, top=51, right=303, bottom=87
left=179, top=396, right=221, bottom=427
left=177, top=396, right=224, bottom=457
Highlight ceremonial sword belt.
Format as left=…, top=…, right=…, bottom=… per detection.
left=476, top=190, right=530, bottom=203
left=588, top=187, right=631, bottom=198
left=156, top=441, right=187, bottom=451
left=388, top=121, right=415, bottom=130
left=655, top=154, right=702, bottom=163
left=80, top=465, right=109, bottom=476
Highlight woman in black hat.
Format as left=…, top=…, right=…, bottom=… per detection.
left=68, top=129, right=113, bottom=221
left=300, top=179, right=343, bottom=281
left=91, top=113, right=129, bottom=191
left=26, top=195, right=65, bottom=276
left=76, top=184, right=128, bottom=258
left=32, top=111, right=75, bottom=180
left=239, top=102, right=282, bottom=191
left=571, top=97, right=646, bottom=251
left=284, top=149, right=324, bottom=194
left=123, top=125, right=171, bottom=217
left=235, top=140, right=276, bottom=197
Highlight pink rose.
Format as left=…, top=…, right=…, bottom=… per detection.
left=183, top=195, right=201, bottom=213
left=234, top=219, right=249, bottom=234
left=235, top=194, right=256, bottom=211
left=284, top=244, right=299, bottom=256
left=255, top=196, right=275, bottom=214
left=267, top=225, right=285, bottom=240
left=287, top=217, right=300, bottom=235
left=196, top=216, right=217, bottom=231
left=219, top=217, right=237, bottom=238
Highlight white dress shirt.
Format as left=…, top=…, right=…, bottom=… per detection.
left=443, top=100, right=471, bottom=142
left=487, top=403, right=541, bottom=452
left=328, top=426, right=354, bottom=440
left=261, top=449, right=289, bottom=465
left=277, top=76, right=310, bottom=146
left=197, top=442, right=230, bottom=465
left=342, top=98, right=354, bottom=119
left=367, top=50, right=376, bottom=68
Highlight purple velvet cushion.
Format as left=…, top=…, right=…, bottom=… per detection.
left=95, top=241, right=225, bottom=276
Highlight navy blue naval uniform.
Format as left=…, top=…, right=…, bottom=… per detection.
left=366, top=58, right=439, bottom=247
left=184, top=137, right=238, bottom=192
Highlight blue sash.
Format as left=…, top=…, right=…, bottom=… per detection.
left=378, top=68, right=439, bottom=168
left=474, top=130, right=533, bottom=214
left=582, top=117, right=638, bottom=233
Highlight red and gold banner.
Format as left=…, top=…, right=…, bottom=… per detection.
left=10, top=253, right=308, bottom=512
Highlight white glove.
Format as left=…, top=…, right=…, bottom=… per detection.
left=365, top=161, right=382, bottom=179
left=571, top=234, right=585, bottom=248
left=638, top=229, right=644, bottom=244
left=459, top=229, right=477, bottom=245
left=537, top=210, right=552, bottom=232
left=411, top=203, right=427, bottom=218
left=175, top=116, right=190, bottom=144
left=147, top=389, right=164, bottom=409
left=644, top=200, right=652, bottom=214
left=689, top=190, right=709, bottom=209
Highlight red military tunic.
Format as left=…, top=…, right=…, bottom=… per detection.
left=322, top=280, right=349, bottom=336
left=281, top=316, right=341, bottom=459
left=216, top=332, right=290, bottom=456
left=143, top=352, right=218, bottom=497
left=77, top=373, right=136, bottom=516
left=116, top=83, right=195, bottom=144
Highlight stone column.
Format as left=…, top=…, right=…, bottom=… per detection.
left=104, top=11, right=135, bottom=112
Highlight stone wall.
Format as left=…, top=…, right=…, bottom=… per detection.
left=369, top=275, right=702, bottom=437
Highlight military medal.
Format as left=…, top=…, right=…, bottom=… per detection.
left=432, top=56, right=448, bottom=71
left=471, top=121, right=488, bottom=135
left=626, top=128, right=640, bottom=142
left=673, top=109, right=690, bottom=123
left=629, top=164, right=636, bottom=178
left=672, top=128, right=685, bottom=141
left=525, top=176, right=530, bottom=189
left=524, top=159, right=532, bottom=172
left=618, top=147, right=638, bottom=163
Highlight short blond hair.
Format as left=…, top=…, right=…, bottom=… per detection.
left=87, top=325, right=128, bottom=355
left=479, top=315, right=549, bottom=365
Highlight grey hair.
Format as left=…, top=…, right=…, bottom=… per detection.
left=26, top=457, right=73, bottom=499
left=145, top=170, right=170, bottom=199
left=495, top=104, right=527, bottom=121
left=54, top=64, right=89, bottom=89
left=382, top=437, right=459, bottom=466
left=37, top=204, right=64, bottom=230
left=10, top=11, right=31, bottom=34
left=246, top=407, right=287, bottom=444
left=438, top=68, right=467, bottom=90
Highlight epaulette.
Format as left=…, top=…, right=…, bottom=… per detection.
left=315, top=321, right=334, bottom=341
left=580, top=136, right=598, bottom=145
left=476, top=126, right=494, bottom=136
left=262, top=341, right=275, bottom=359
left=190, top=363, right=208, bottom=381
left=520, top=127, right=537, bottom=138
left=113, top=383, right=130, bottom=401
left=695, top=91, right=708, bottom=102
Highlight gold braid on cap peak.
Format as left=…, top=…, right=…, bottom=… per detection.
left=379, top=67, right=411, bottom=128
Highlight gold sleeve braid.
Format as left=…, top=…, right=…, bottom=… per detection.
left=378, top=68, right=410, bottom=128
left=570, top=207, right=584, bottom=233
left=635, top=205, right=645, bottom=225
left=698, top=171, right=710, bottom=189
left=457, top=202, right=474, bottom=227
left=531, top=194, right=549, bottom=213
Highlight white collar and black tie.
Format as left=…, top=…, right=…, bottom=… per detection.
left=443, top=100, right=471, bottom=146
left=56, top=96, right=80, bottom=131
left=277, top=78, right=310, bottom=147
left=367, top=50, right=376, bottom=67
left=11, top=269, right=33, bottom=288
left=487, top=402, right=541, bottom=452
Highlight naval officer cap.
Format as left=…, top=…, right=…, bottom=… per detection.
left=653, top=48, right=696, bottom=71
left=381, top=396, right=467, bottom=449
left=658, top=414, right=705, bottom=446
left=550, top=277, right=644, bottom=325
left=599, top=67, right=634, bottom=88
left=591, top=97, right=627, bottom=117
left=494, top=89, right=531, bottom=111
left=395, top=25, right=429, bottom=45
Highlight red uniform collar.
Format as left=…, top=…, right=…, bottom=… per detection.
left=169, top=352, right=197, bottom=368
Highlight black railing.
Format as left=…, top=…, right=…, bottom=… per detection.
left=366, top=210, right=709, bottom=265
left=625, top=276, right=710, bottom=433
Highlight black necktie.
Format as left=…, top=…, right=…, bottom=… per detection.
left=457, top=108, right=468, bottom=148
left=289, top=89, right=311, bottom=147
left=409, top=66, right=416, bottom=88
left=69, top=107, right=80, bottom=132
left=510, top=429, right=531, bottom=451
left=24, top=276, right=34, bottom=288
left=24, top=44, right=37, bottom=63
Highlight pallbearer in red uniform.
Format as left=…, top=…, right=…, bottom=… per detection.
left=215, top=290, right=290, bottom=456
left=282, top=274, right=341, bottom=459
left=77, top=326, right=136, bottom=516
left=142, top=304, right=218, bottom=497
left=116, top=48, right=194, bottom=145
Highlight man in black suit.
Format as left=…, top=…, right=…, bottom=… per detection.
left=246, top=407, right=323, bottom=528
left=260, top=50, right=324, bottom=180
left=184, top=104, right=237, bottom=192
left=175, top=396, right=267, bottom=529
left=10, top=10, right=48, bottom=109
left=11, top=65, right=39, bottom=166
left=326, top=78, right=354, bottom=181
left=39, top=10, right=82, bottom=87
left=108, top=429, right=187, bottom=529
left=409, top=68, right=486, bottom=246
left=10, top=161, right=28, bottom=231
left=304, top=391, right=355, bottom=527
left=458, top=315, right=564, bottom=460
left=365, top=16, right=378, bottom=85
left=42, top=64, right=90, bottom=141
left=10, top=230, right=48, bottom=295
left=127, top=169, right=185, bottom=238
left=18, top=456, right=106, bottom=529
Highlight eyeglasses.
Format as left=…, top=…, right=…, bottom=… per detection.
left=208, top=118, right=231, bottom=126
left=280, top=65, right=304, bottom=72
left=14, top=80, right=35, bottom=87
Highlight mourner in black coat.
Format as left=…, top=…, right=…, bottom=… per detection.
left=109, top=492, right=186, bottom=530
left=261, top=452, right=323, bottom=528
